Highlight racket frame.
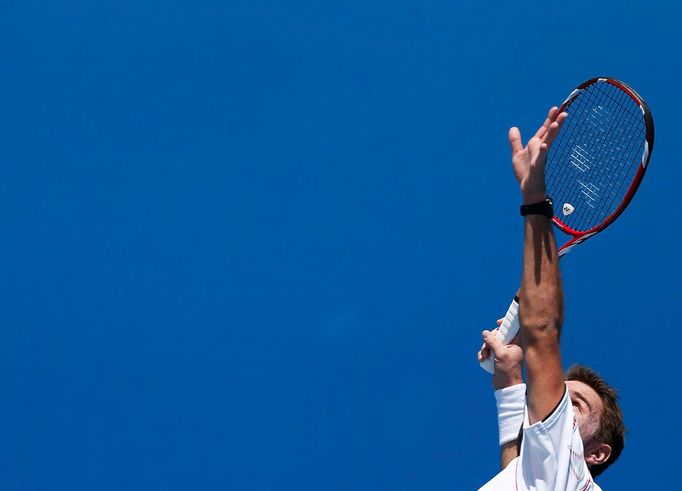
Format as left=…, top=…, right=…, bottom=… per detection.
left=551, top=77, right=655, bottom=258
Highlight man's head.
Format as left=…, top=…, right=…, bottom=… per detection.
left=566, top=364, right=625, bottom=477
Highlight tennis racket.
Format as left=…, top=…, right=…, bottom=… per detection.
left=480, top=77, right=654, bottom=374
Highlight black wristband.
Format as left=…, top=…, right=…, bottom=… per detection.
left=520, top=198, right=553, bottom=219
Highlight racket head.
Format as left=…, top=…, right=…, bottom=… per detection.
left=545, top=78, right=654, bottom=255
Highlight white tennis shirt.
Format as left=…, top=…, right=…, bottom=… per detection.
left=479, top=387, right=602, bottom=491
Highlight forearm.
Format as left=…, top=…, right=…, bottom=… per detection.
left=501, top=440, right=520, bottom=469
left=519, top=215, right=563, bottom=336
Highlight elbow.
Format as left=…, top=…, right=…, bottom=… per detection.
left=518, top=295, right=563, bottom=343
left=520, top=314, right=562, bottom=344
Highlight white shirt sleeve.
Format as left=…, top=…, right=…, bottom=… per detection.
left=479, top=385, right=602, bottom=491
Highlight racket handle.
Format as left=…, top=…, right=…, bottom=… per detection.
left=479, top=297, right=520, bottom=374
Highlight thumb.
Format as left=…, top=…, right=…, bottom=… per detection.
left=482, top=330, right=505, bottom=357
left=509, top=127, right=523, bottom=155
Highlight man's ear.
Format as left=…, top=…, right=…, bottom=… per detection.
left=585, top=442, right=612, bottom=467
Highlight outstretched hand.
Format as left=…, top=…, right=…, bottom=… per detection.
left=509, top=107, right=567, bottom=204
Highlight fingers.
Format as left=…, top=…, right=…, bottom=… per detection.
left=512, top=106, right=565, bottom=157
left=478, top=332, right=493, bottom=362
left=528, top=109, right=568, bottom=171
left=482, top=329, right=504, bottom=358
left=478, top=338, right=491, bottom=361
left=533, top=106, right=559, bottom=140
left=496, top=318, right=503, bottom=326
left=536, top=142, right=548, bottom=167
left=543, top=111, right=567, bottom=147
left=480, top=328, right=524, bottom=367
left=508, top=127, right=523, bottom=155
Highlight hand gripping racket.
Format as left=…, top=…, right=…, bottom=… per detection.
left=480, top=77, right=655, bottom=374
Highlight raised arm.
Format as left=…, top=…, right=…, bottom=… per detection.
left=509, top=107, right=567, bottom=425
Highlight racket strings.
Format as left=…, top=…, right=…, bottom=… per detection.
left=566, top=88, right=638, bottom=218
left=556, top=85, right=639, bottom=206
left=546, top=81, right=645, bottom=233
left=563, top=83, right=644, bottom=217
left=592, top=89, right=644, bottom=221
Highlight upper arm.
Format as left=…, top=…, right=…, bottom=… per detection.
left=519, top=301, right=565, bottom=424
left=523, top=334, right=565, bottom=424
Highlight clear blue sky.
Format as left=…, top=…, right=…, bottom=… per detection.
left=1, top=1, right=679, bottom=489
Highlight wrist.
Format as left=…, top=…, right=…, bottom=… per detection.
left=492, top=371, right=524, bottom=390
left=521, top=191, right=547, bottom=205
left=495, top=383, right=526, bottom=446
left=520, top=197, right=553, bottom=219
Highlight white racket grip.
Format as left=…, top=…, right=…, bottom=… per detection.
left=480, top=298, right=520, bottom=374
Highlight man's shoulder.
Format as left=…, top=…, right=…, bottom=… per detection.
left=522, top=384, right=572, bottom=436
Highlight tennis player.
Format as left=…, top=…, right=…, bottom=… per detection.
left=477, top=108, right=625, bottom=490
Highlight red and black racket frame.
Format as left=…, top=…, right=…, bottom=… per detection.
left=553, top=77, right=655, bottom=257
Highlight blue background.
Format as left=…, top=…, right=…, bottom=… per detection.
left=1, top=1, right=679, bottom=489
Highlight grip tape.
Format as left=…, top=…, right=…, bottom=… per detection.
left=479, top=298, right=520, bottom=374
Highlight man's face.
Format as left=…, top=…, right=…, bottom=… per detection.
left=566, top=380, right=603, bottom=448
